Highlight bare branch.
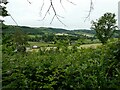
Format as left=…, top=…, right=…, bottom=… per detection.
left=26, top=0, right=76, bottom=26
left=39, top=0, right=44, bottom=16
left=50, top=14, right=56, bottom=24
left=27, top=0, right=31, bottom=4
left=41, top=4, right=52, bottom=21
left=66, top=0, right=76, bottom=5
left=50, top=0, right=66, bottom=26
left=9, top=14, right=18, bottom=26
left=84, top=0, right=94, bottom=22
left=26, top=0, right=93, bottom=26
left=60, top=0, right=66, bottom=11
left=54, top=15, right=66, bottom=26
left=40, top=0, right=66, bottom=26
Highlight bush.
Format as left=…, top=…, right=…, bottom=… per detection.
left=2, top=41, right=120, bottom=89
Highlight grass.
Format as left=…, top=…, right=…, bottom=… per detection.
left=29, top=41, right=102, bottom=48
left=28, top=41, right=102, bottom=52
left=28, top=35, right=42, bottom=38
left=28, top=42, right=55, bottom=47
left=79, top=43, right=102, bottom=49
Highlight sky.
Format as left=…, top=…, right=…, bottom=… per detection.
left=3, top=0, right=120, bottom=30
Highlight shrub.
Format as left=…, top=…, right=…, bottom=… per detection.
left=2, top=41, right=120, bottom=89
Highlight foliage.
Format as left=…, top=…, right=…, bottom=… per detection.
left=91, top=13, right=117, bottom=44
left=13, top=30, right=29, bottom=52
left=0, top=1, right=9, bottom=17
left=2, top=30, right=29, bottom=53
left=2, top=34, right=15, bottom=54
left=2, top=40, right=120, bottom=89
left=2, top=25, right=94, bottom=36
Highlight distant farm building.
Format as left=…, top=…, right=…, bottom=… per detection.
left=55, top=33, right=68, bottom=36
left=32, top=45, right=40, bottom=49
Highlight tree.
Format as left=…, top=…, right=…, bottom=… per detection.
left=0, top=0, right=9, bottom=17
left=0, top=0, right=9, bottom=28
left=13, top=30, right=29, bottom=52
left=91, top=13, right=117, bottom=44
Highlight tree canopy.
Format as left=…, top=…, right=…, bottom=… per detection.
left=91, top=13, right=117, bottom=44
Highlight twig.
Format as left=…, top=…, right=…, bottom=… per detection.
left=66, top=0, right=76, bottom=5
left=39, top=0, right=44, bottom=16
left=41, top=4, right=52, bottom=21
left=26, top=0, right=93, bottom=25
left=50, top=0, right=66, bottom=26
left=27, top=0, right=31, bottom=4
left=26, top=0, right=75, bottom=26
left=60, top=0, right=66, bottom=11
left=9, top=14, right=18, bottom=26
left=40, top=0, right=66, bottom=26
left=84, top=0, right=94, bottom=22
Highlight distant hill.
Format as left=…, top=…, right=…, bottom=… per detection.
left=2, top=25, right=120, bottom=38
left=2, top=25, right=94, bottom=35
left=2, top=25, right=70, bottom=34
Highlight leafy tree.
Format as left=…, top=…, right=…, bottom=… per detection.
left=0, top=0, right=9, bottom=17
left=0, top=0, right=9, bottom=29
left=13, top=30, right=29, bottom=52
left=91, top=13, right=117, bottom=44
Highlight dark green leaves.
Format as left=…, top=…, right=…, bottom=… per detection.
left=91, top=13, right=117, bottom=44
left=2, top=41, right=120, bottom=89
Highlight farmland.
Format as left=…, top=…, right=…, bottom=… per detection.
left=2, top=25, right=120, bottom=89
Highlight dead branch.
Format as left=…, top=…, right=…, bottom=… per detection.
left=50, top=0, right=66, bottom=26
left=40, top=0, right=68, bottom=26
left=39, top=0, right=44, bottom=16
left=26, top=0, right=93, bottom=25
left=27, top=0, right=31, bottom=4
left=84, top=0, right=94, bottom=22
left=66, top=0, right=76, bottom=5
left=9, top=14, right=18, bottom=26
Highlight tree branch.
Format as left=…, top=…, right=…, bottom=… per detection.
left=39, top=0, right=44, bottom=16
left=9, top=14, right=18, bottom=26
left=84, top=0, right=94, bottom=22
left=27, top=0, right=31, bottom=4
left=26, top=0, right=93, bottom=25
left=39, top=0, right=67, bottom=26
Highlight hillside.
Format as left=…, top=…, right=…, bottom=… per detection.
left=2, top=25, right=120, bottom=37
left=2, top=25, right=94, bottom=36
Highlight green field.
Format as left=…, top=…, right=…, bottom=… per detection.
left=28, top=35, right=41, bottom=38
left=79, top=43, right=102, bottom=48
left=28, top=41, right=102, bottom=53
left=28, top=42, right=55, bottom=47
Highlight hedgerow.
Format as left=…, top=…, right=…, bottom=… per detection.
left=2, top=40, right=120, bottom=89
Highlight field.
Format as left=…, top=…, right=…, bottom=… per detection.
left=28, top=42, right=55, bottom=47
left=2, top=25, right=120, bottom=89
left=79, top=43, right=102, bottom=48
left=29, top=41, right=102, bottom=48
left=2, top=40, right=120, bottom=89
left=27, top=41, right=102, bottom=52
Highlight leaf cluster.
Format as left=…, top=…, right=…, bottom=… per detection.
left=2, top=40, right=120, bottom=89
left=91, top=13, right=117, bottom=44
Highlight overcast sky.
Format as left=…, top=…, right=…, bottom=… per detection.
left=4, top=0, right=120, bottom=30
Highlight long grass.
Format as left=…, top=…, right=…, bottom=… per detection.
left=28, top=42, right=55, bottom=47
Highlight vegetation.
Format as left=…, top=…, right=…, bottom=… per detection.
left=0, top=0, right=9, bottom=89
left=2, top=39, right=120, bottom=89
left=2, top=23, right=120, bottom=89
left=0, top=1, right=9, bottom=17
left=13, top=30, right=29, bottom=52
left=1, top=11, right=120, bottom=89
left=91, top=13, right=117, bottom=44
